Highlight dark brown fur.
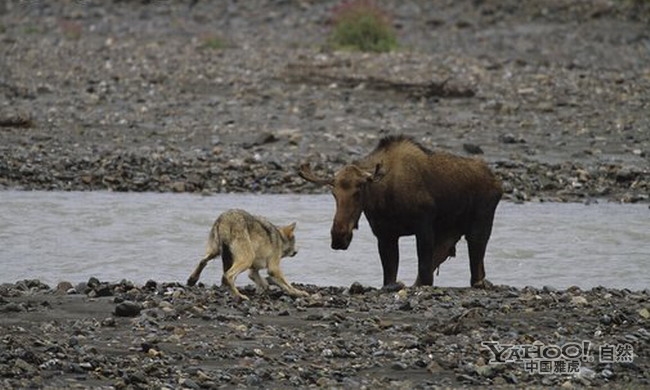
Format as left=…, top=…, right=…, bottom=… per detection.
left=299, top=135, right=503, bottom=288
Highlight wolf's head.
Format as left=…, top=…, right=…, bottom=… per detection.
left=280, top=222, right=297, bottom=257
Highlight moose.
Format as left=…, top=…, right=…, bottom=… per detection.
left=299, top=135, right=503, bottom=289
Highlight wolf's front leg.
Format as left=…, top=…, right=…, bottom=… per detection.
left=267, top=267, right=308, bottom=298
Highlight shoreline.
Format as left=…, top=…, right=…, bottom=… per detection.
left=1, top=278, right=648, bottom=389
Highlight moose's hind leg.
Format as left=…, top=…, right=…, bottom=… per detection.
left=414, top=235, right=460, bottom=287
left=466, top=211, right=497, bottom=288
left=414, top=231, right=435, bottom=286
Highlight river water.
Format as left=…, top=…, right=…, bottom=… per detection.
left=1, top=191, right=648, bottom=290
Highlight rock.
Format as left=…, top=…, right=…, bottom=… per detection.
left=463, top=143, right=484, bottom=155
left=179, top=378, right=200, bottom=389
left=600, top=369, right=614, bottom=379
left=576, top=366, right=596, bottom=381
left=571, top=296, right=588, bottom=305
left=171, top=182, right=186, bottom=192
left=91, top=283, right=113, bottom=297
left=87, top=277, right=101, bottom=289
left=615, top=167, right=635, bottom=182
left=0, top=303, right=25, bottom=313
left=542, top=285, right=557, bottom=293
left=499, top=133, right=524, bottom=144
left=475, top=364, right=494, bottom=378
left=75, top=282, right=90, bottom=294
left=55, top=281, right=73, bottom=294
left=348, top=282, right=367, bottom=295
left=114, top=301, right=142, bottom=317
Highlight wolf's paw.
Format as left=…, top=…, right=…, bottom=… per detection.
left=292, top=289, right=309, bottom=298
left=235, top=294, right=250, bottom=302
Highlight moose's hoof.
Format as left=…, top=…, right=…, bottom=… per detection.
left=381, top=281, right=406, bottom=292
left=471, top=279, right=493, bottom=289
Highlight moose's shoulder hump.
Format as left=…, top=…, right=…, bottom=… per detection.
left=374, top=135, right=433, bottom=155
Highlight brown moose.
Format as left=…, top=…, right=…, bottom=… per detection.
left=299, top=135, right=503, bottom=289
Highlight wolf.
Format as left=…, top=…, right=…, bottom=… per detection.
left=187, top=209, right=308, bottom=301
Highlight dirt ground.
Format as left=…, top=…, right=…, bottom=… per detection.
left=0, top=0, right=649, bottom=389
left=1, top=0, right=649, bottom=201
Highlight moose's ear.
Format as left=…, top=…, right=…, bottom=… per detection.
left=367, top=163, right=386, bottom=183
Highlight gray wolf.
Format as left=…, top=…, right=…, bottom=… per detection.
left=299, top=135, right=502, bottom=289
left=187, top=209, right=308, bottom=300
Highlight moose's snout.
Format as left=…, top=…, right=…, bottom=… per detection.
left=331, top=230, right=352, bottom=250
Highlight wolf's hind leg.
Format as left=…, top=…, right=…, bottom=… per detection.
left=222, top=238, right=255, bottom=301
left=249, top=269, right=270, bottom=292
left=187, top=251, right=218, bottom=286
left=188, top=225, right=222, bottom=286
left=222, top=260, right=252, bottom=301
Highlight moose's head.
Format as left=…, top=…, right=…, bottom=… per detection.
left=299, top=163, right=383, bottom=250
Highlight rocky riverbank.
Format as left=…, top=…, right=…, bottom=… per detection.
left=1, top=0, right=649, bottom=203
left=1, top=279, right=649, bottom=389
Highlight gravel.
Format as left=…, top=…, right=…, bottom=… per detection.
left=1, top=0, right=649, bottom=203
left=1, top=278, right=648, bottom=389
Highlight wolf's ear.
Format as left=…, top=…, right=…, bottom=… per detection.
left=283, top=222, right=296, bottom=238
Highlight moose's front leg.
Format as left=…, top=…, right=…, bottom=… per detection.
left=377, top=235, right=400, bottom=289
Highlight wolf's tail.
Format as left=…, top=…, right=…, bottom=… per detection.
left=204, top=223, right=222, bottom=260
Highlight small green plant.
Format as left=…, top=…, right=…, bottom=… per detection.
left=23, top=25, right=41, bottom=34
left=328, top=0, right=398, bottom=53
left=198, top=35, right=227, bottom=51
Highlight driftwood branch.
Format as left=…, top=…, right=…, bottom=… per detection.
left=284, top=63, right=475, bottom=99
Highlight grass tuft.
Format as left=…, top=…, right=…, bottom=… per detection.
left=198, top=35, right=228, bottom=51
left=328, top=0, right=398, bottom=53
